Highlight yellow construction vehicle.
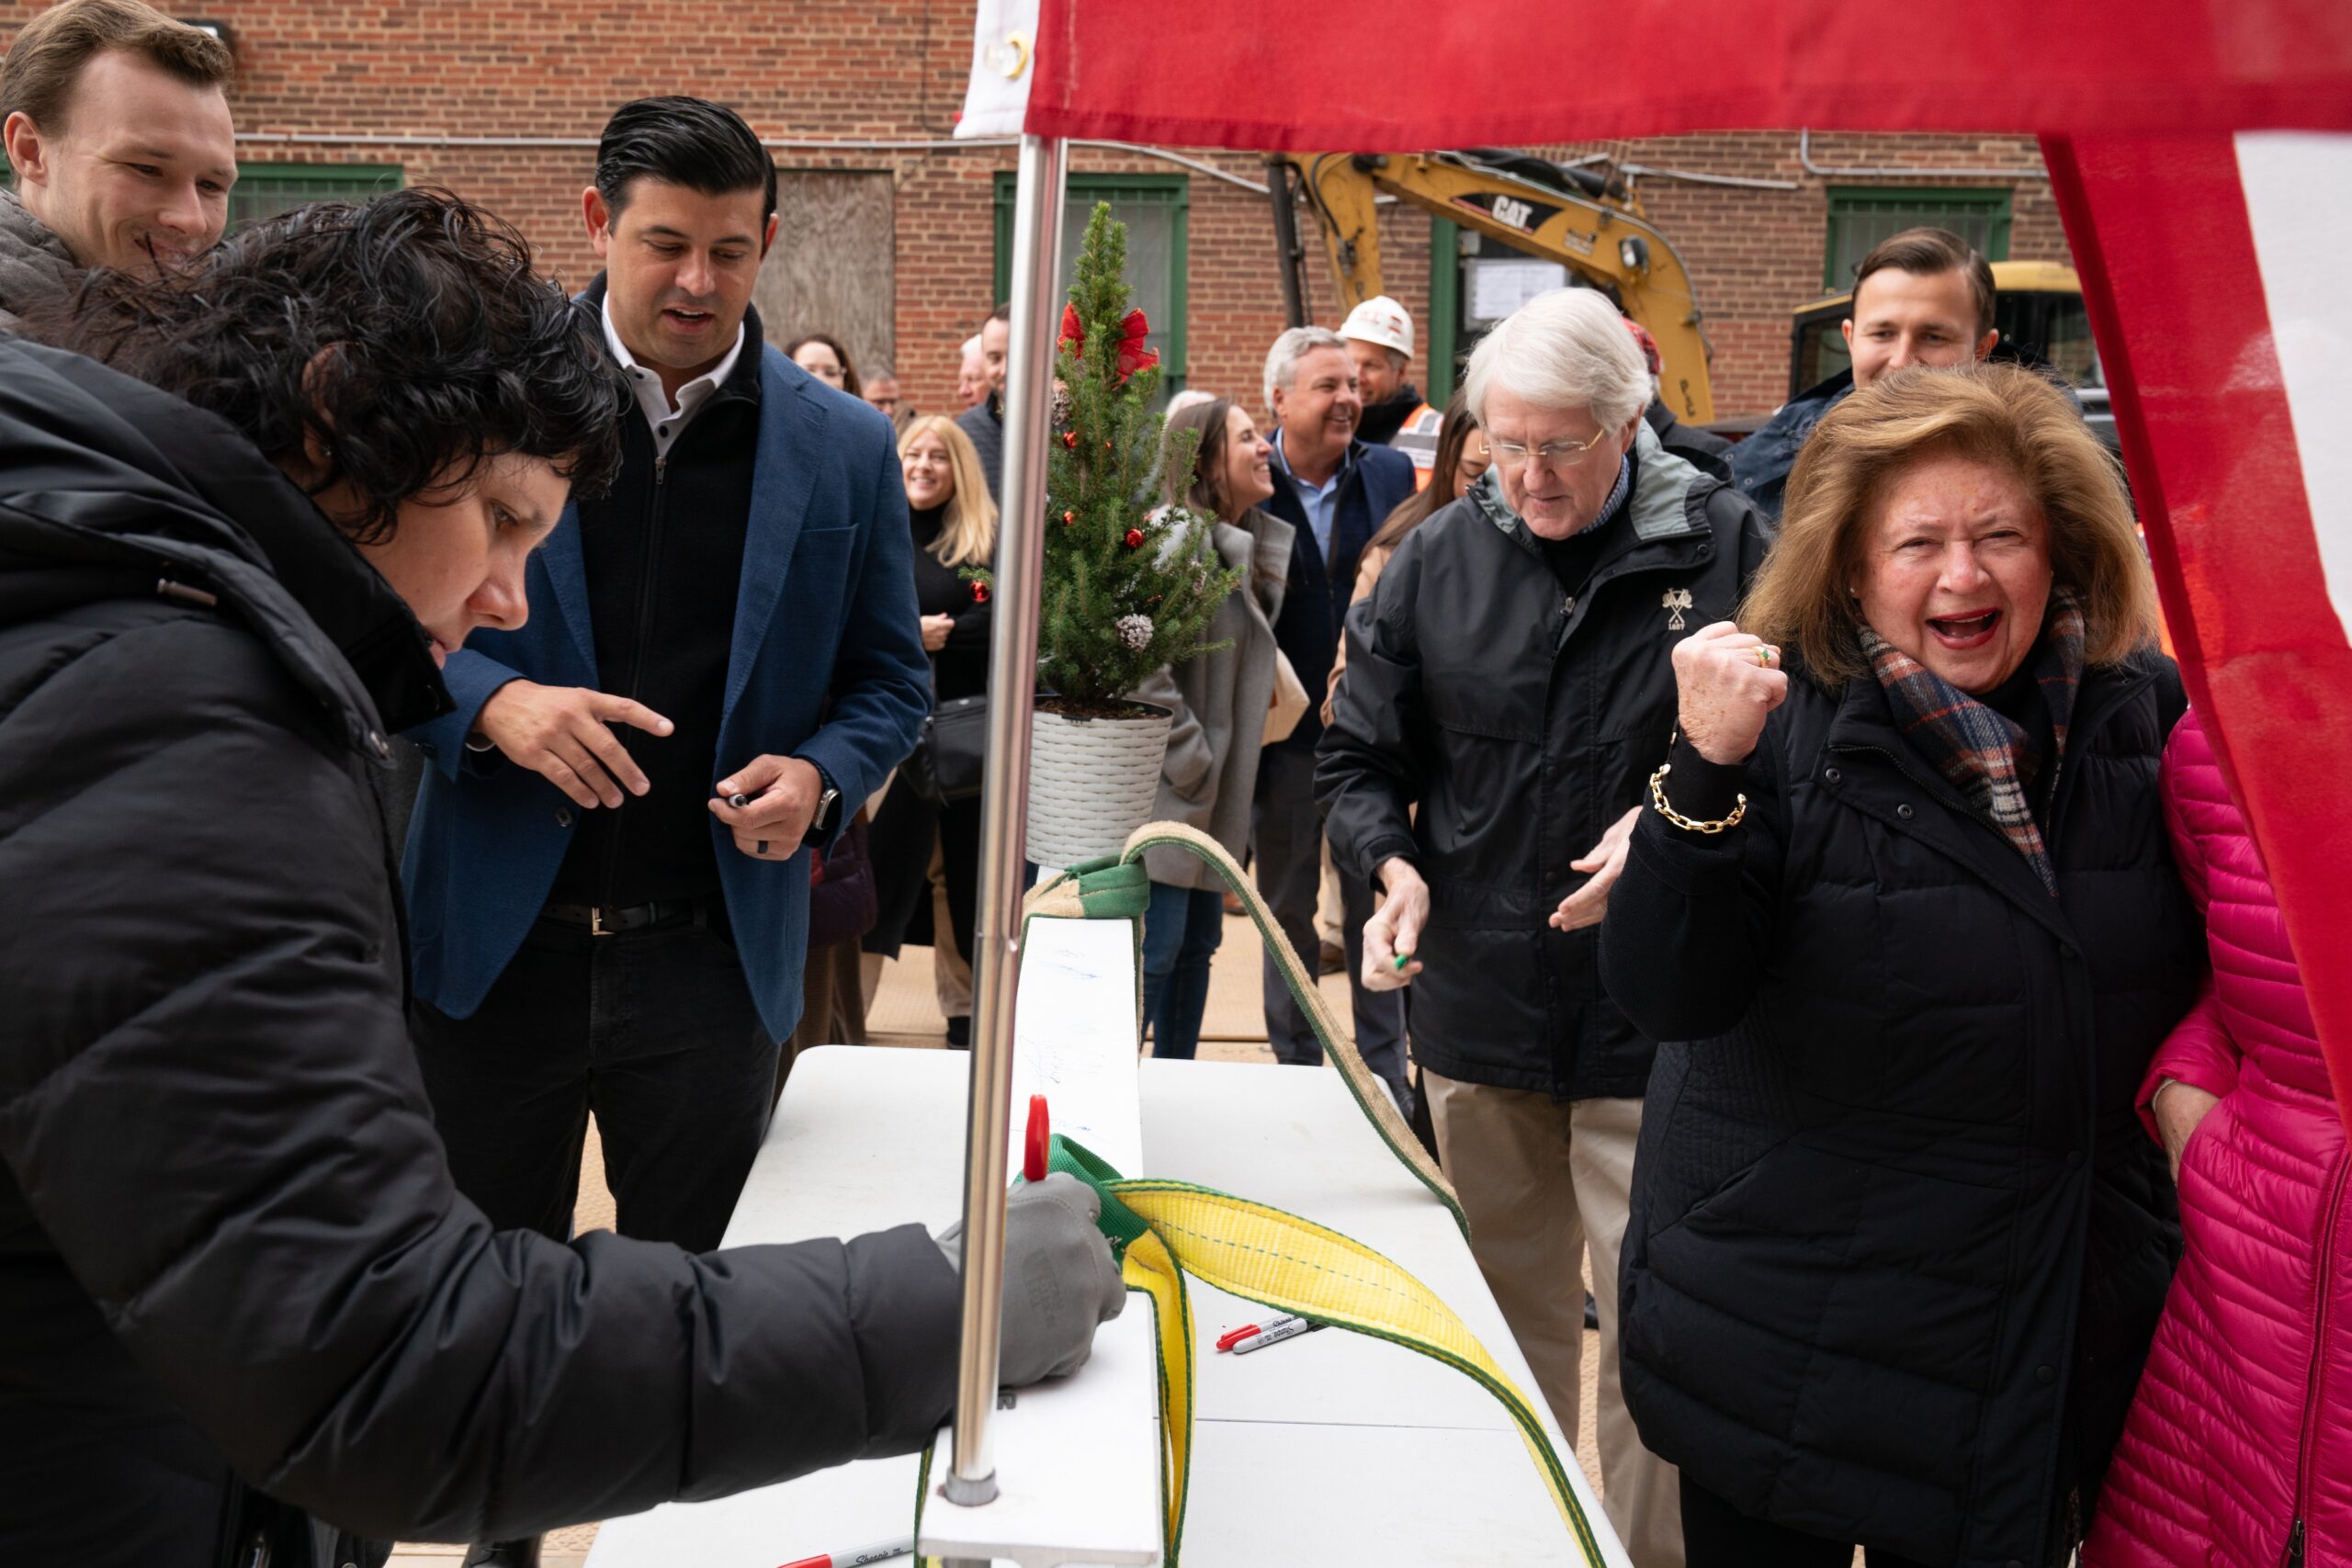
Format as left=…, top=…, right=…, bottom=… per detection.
left=1267, top=150, right=1716, bottom=423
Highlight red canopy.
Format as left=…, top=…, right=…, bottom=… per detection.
left=1014, top=0, right=2352, bottom=1128
left=1025, top=1, right=2352, bottom=148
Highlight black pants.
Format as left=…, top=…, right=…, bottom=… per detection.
left=1680, top=1476, right=1932, bottom=1568
left=1252, top=745, right=1407, bottom=1092
left=411, top=913, right=776, bottom=1254
left=864, top=782, right=980, bottom=976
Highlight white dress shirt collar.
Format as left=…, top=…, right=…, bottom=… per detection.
left=600, top=295, right=748, bottom=457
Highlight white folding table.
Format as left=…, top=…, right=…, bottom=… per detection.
left=586, top=921, right=1627, bottom=1568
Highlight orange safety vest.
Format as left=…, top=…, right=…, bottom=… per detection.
left=1391, top=402, right=1442, bottom=491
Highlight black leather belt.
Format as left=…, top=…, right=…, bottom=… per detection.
left=538, top=898, right=709, bottom=937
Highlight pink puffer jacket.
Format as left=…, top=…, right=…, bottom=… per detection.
left=2086, top=709, right=2351, bottom=1568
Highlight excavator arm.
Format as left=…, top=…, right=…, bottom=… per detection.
left=1270, top=151, right=1715, bottom=423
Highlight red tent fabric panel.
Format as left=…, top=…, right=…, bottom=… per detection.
left=1026, top=1, right=2352, bottom=148
left=1003, top=1, right=2352, bottom=1124
left=2044, top=131, right=2352, bottom=1133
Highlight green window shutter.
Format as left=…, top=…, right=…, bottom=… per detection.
left=230, top=164, right=404, bottom=231
left=995, top=172, right=1188, bottom=400
left=1823, top=187, right=2012, bottom=290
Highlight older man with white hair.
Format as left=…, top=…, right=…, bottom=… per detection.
left=1257, top=324, right=1417, bottom=1105
left=955, top=334, right=986, bottom=410
left=1317, top=288, right=1772, bottom=1568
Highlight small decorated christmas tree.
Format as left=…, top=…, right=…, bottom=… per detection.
left=1030, top=203, right=1240, bottom=711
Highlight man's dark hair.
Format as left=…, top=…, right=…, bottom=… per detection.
left=1852, top=226, right=1996, bottom=339
left=594, top=95, right=777, bottom=226
left=0, top=0, right=233, bottom=134
left=36, top=188, right=623, bottom=544
left=988, top=302, right=1011, bottom=325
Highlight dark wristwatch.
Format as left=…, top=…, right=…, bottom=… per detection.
left=802, top=761, right=842, bottom=844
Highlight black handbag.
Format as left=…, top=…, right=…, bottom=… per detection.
left=902, top=694, right=989, bottom=805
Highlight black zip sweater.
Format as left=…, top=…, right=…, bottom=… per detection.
left=549, top=289, right=763, bottom=908
left=908, top=502, right=993, bottom=703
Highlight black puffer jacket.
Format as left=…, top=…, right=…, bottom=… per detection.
left=0, top=340, right=960, bottom=1567
left=1601, top=652, right=2199, bottom=1568
left=1317, top=425, right=1771, bottom=1100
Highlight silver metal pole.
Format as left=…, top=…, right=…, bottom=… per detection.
left=943, top=131, right=1067, bottom=1508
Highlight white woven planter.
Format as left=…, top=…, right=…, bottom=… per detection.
left=1025, top=701, right=1173, bottom=868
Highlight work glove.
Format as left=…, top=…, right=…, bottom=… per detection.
left=934, top=1172, right=1126, bottom=1385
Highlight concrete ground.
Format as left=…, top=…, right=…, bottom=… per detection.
left=390, top=915, right=1605, bottom=1565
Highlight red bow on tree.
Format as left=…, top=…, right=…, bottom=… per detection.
left=1058, top=304, right=1160, bottom=383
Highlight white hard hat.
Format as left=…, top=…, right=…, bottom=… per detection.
left=1340, top=295, right=1414, bottom=360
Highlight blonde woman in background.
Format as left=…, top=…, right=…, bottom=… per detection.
left=862, top=415, right=998, bottom=1046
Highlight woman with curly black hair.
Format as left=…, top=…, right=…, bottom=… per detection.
left=31, top=186, right=628, bottom=663
left=0, top=188, right=1119, bottom=1568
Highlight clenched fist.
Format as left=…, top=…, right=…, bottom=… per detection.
left=1672, top=621, right=1790, bottom=766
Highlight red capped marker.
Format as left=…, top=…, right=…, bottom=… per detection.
left=1023, top=1093, right=1050, bottom=1182
left=1231, top=1315, right=1322, bottom=1354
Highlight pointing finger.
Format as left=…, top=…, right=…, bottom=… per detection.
left=593, top=694, right=674, bottom=737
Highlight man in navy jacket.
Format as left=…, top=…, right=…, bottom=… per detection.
left=401, top=103, right=927, bottom=1562
left=1257, top=326, right=1418, bottom=1103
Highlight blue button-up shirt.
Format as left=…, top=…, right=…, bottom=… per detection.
left=1274, top=428, right=1355, bottom=561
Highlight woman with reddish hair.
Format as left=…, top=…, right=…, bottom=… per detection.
left=1602, top=362, right=2198, bottom=1566
left=2085, top=707, right=2350, bottom=1568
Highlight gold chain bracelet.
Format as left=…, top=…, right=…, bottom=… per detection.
left=1647, top=762, right=1747, bottom=834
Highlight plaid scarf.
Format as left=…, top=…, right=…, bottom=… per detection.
left=1858, top=588, right=2086, bottom=893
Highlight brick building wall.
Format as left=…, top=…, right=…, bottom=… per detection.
left=5, top=0, right=2078, bottom=419
left=1523, top=131, right=2070, bottom=414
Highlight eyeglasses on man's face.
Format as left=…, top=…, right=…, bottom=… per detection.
left=1485, top=429, right=1614, bottom=470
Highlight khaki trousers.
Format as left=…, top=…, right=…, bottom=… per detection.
left=1423, top=1073, right=1683, bottom=1568
left=929, top=837, right=974, bottom=1019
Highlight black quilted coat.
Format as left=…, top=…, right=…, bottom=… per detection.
left=1601, top=651, right=2201, bottom=1567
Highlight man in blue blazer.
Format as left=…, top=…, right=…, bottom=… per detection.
left=1256, top=326, right=1417, bottom=1110
left=401, top=104, right=926, bottom=1522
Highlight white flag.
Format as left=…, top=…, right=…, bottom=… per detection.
left=957, top=0, right=1040, bottom=140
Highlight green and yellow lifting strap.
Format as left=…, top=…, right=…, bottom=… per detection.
left=913, top=822, right=1609, bottom=1567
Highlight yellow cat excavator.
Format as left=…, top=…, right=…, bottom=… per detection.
left=1267, top=150, right=1716, bottom=423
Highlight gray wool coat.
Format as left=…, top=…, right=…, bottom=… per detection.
left=1134, top=508, right=1294, bottom=889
